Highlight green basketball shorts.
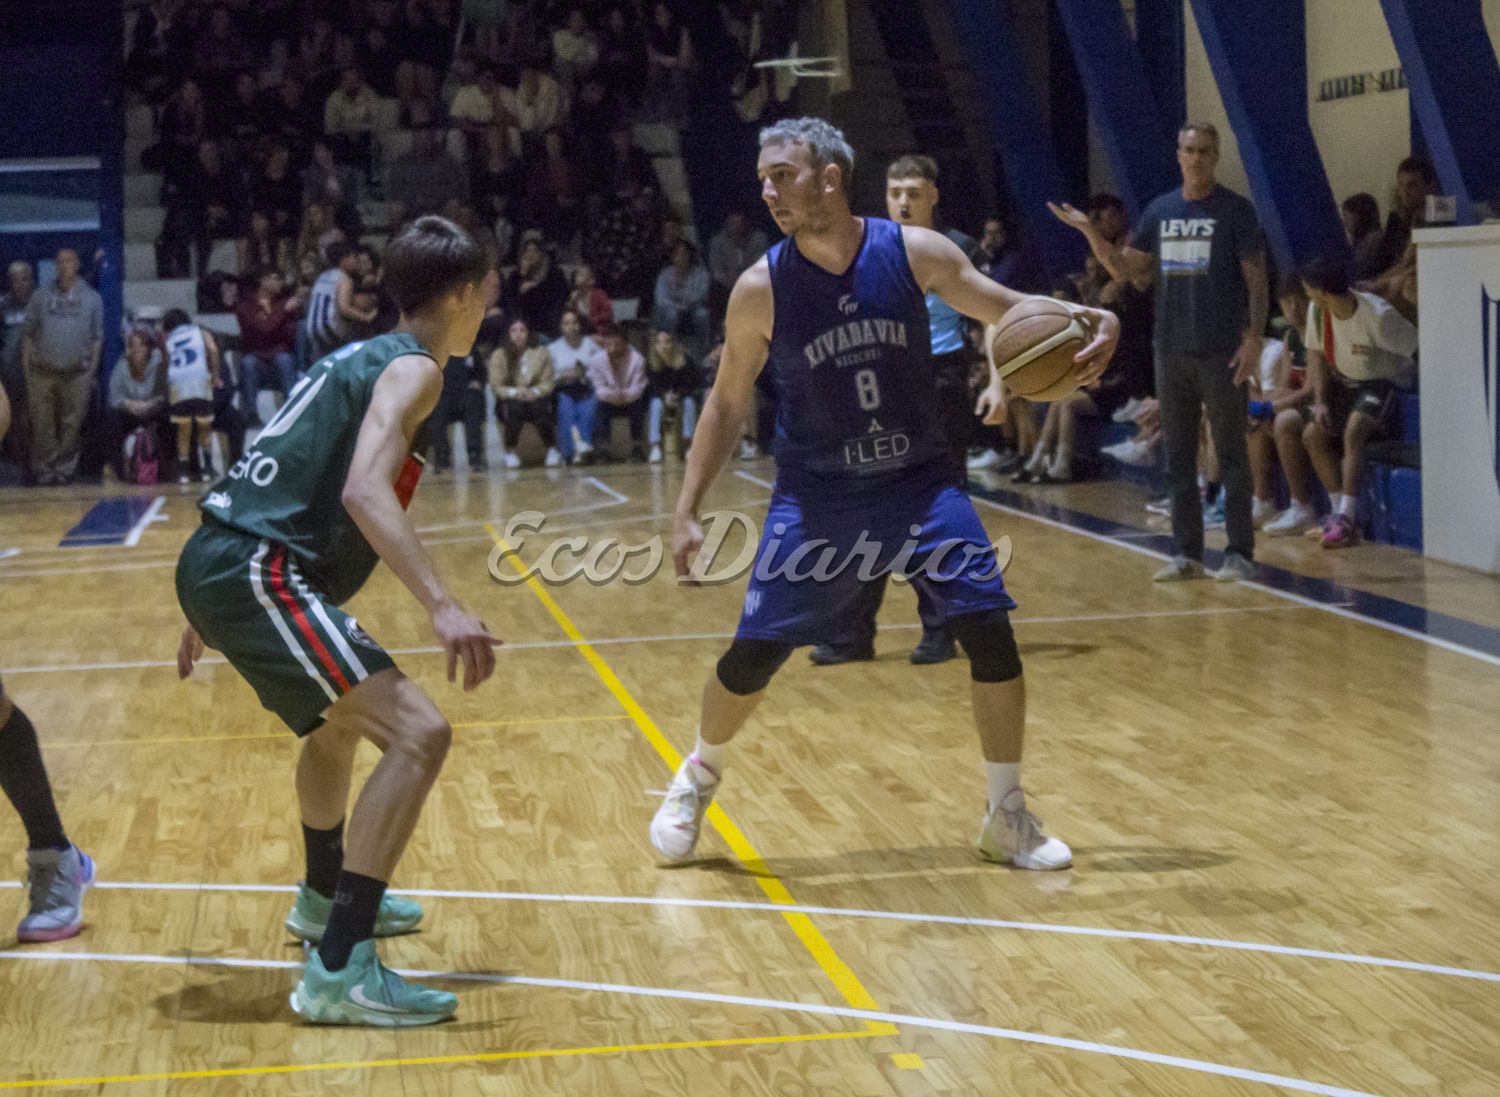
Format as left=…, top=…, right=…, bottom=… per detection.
left=175, top=521, right=396, bottom=736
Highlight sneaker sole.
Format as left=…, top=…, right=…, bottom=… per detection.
left=289, top=987, right=454, bottom=1027
left=285, top=910, right=424, bottom=944
left=976, top=844, right=1073, bottom=872
left=17, top=854, right=95, bottom=943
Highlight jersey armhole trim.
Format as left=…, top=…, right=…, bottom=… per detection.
left=893, top=223, right=925, bottom=300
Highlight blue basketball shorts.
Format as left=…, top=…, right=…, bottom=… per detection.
left=733, top=479, right=1016, bottom=646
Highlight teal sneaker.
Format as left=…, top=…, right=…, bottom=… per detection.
left=284, top=883, right=423, bottom=943
left=290, top=939, right=456, bottom=1026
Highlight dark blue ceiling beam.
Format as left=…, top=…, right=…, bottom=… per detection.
left=1378, top=0, right=1500, bottom=224
left=1188, top=0, right=1347, bottom=270
left=942, top=0, right=1085, bottom=283
left=1053, top=0, right=1179, bottom=221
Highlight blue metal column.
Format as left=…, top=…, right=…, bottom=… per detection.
left=942, top=0, right=1086, bottom=282
left=1053, top=0, right=1179, bottom=220
left=1378, top=0, right=1500, bottom=225
left=1187, top=0, right=1347, bottom=271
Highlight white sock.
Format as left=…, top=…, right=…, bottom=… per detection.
left=985, top=762, right=1021, bottom=812
left=690, top=734, right=726, bottom=779
left=1338, top=494, right=1357, bottom=518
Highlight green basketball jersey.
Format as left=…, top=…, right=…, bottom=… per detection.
left=199, top=332, right=435, bottom=604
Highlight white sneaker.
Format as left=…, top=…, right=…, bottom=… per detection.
left=1111, top=397, right=1145, bottom=424
left=1044, top=454, right=1072, bottom=482
left=571, top=426, right=594, bottom=458
left=1145, top=496, right=1171, bottom=516
left=544, top=447, right=562, bottom=467
left=1102, top=438, right=1156, bottom=467
left=648, top=443, right=663, bottom=464
left=977, top=789, right=1072, bottom=871
left=1264, top=502, right=1316, bottom=537
left=503, top=450, right=521, bottom=470
left=738, top=440, right=759, bottom=460
left=650, top=757, right=720, bottom=862
left=1153, top=555, right=1207, bottom=582
left=1215, top=552, right=1256, bottom=582
left=966, top=448, right=1002, bottom=471
left=1251, top=497, right=1275, bottom=528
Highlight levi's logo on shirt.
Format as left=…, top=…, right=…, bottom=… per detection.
left=1161, top=218, right=1216, bottom=238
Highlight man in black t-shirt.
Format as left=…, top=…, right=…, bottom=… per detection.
left=1051, top=122, right=1268, bottom=583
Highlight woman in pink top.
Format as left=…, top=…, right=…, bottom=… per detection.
left=586, top=324, right=646, bottom=461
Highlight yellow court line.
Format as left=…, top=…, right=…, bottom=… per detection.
left=43, top=715, right=630, bottom=750
left=0, top=1027, right=879, bottom=1090
left=485, top=525, right=894, bottom=1034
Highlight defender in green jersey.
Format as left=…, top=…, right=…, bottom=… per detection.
left=176, top=216, right=500, bottom=1027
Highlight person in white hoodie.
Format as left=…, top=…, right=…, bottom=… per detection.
left=547, top=308, right=601, bottom=465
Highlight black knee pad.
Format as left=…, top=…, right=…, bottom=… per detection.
left=947, top=609, right=1023, bottom=683
left=716, top=639, right=796, bottom=696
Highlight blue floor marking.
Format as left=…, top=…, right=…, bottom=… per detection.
left=969, top=482, right=1500, bottom=664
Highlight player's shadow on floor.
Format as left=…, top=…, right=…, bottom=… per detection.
left=152, top=966, right=510, bottom=1030
left=670, top=844, right=1235, bottom=885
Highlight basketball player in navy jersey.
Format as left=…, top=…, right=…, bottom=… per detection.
left=810, top=153, right=979, bottom=668
left=651, top=118, right=1119, bottom=870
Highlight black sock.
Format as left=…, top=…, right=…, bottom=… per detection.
left=0, top=701, right=68, bottom=852
left=302, top=820, right=345, bottom=899
left=318, top=870, right=386, bottom=972
left=1205, top=480, right=1222, bottom=504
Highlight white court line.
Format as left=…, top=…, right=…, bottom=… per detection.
left=972, top=495, right=1500, bottom=671
left=734, top=469, right=775, bottom=490
left=0, top=559, right=177, bottom=579
left=0, top=603, right=1338, bottom=676
left=420, top=495, right=774, bottom=547
left=415, top=475, right=631, bottom=534
left=0, top=879, right=1487, bottom=986
left=0, top=948, right=1381, bottom=1097
left=122, top=496, right=168, bottom=548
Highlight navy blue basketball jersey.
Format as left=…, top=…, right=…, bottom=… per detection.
left=764, top=217, right=949, bottom=498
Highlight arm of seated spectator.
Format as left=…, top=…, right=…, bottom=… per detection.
left=336, top=271, right=377, bottom=324
left=1047, top=202, right=1153, bottom=290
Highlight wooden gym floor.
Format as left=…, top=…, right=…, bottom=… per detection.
left=1, top=460, right=1498, bottom=1096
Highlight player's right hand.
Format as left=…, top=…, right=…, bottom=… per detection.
left=673, top=512, right=705, bottom=586
left=177, top=625, right=204, bottom=680
left=432, top=602, right=502, bottom=691
left=1312, top=402, right=1332, bottom=431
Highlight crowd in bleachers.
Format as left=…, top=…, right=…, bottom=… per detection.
left=0, top=0, right=802, bottom=485
left=0, top=2, right=1433, bottom=562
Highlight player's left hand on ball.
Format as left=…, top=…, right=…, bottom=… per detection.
left=975, top=382, right=1007, bottom=426
left=1073, top=308, right=1119, bottom=386
left=177, top=625, right=204, bottom=680
left=432, top=602, right=502, bottom=691
left=673, top=512, right=706, bottom=585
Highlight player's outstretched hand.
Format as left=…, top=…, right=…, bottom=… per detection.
left=177, top=625, right=205, bottom=680
left=975, top=381, right=1007, bottom=426
left=673, top=511, right=706, bottom=586
left=432, top=602, right=502, bottom=691
left=1073, top=307, right=1119, bottom=386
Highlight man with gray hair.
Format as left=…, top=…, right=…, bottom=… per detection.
left=22, top=249, right=103, bottom=485
left=1051, top=122, right=1267, bottom=582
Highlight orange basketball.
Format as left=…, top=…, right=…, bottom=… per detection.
left=991, top=298, right=1092, bottom=402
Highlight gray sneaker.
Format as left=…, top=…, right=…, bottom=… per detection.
left=1215, top=553, right=1256, bottom=583
left=18, top=844, right=95, bottom=943
left=1152, top=556, right=1207, bottom=582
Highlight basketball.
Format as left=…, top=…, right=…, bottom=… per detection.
left=991, top=298, right=1093, bottom=401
